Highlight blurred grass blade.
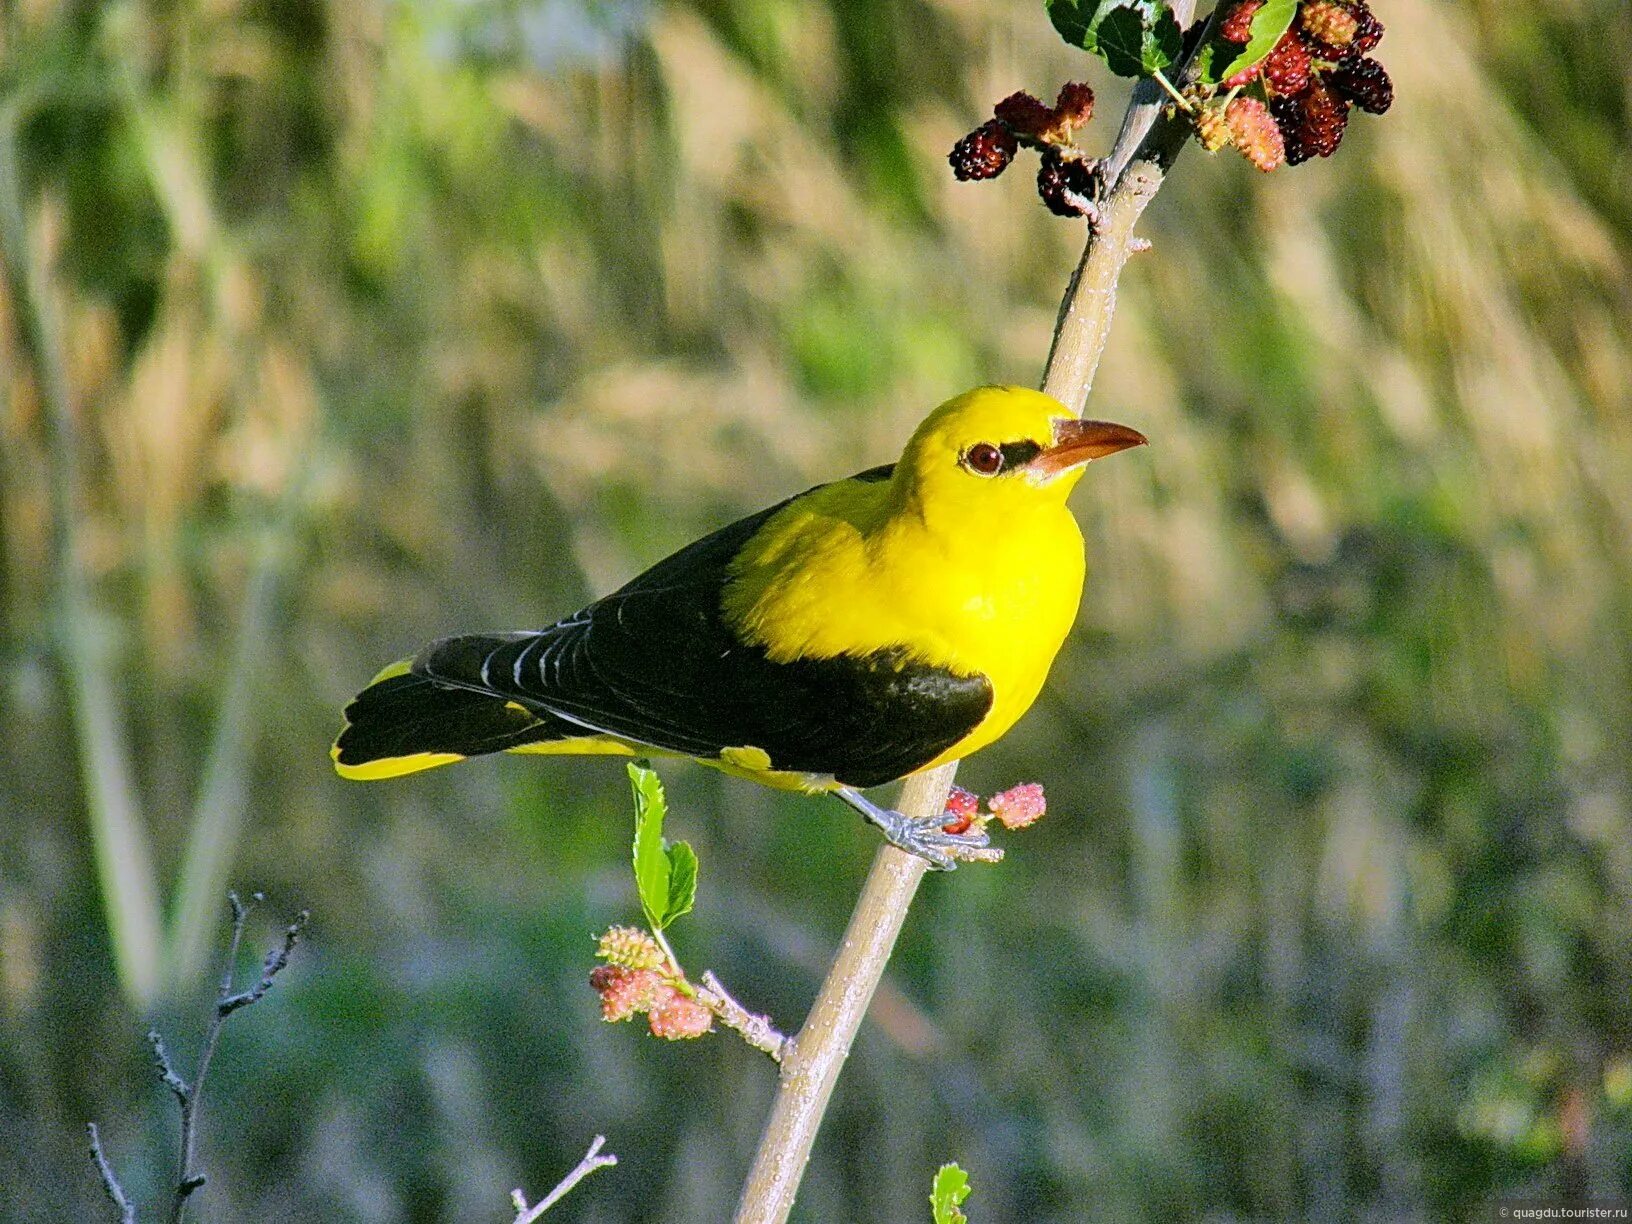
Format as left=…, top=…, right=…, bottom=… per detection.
left=0, top=106, right=162, bottom=1007
left=165, top=474, right=307, bottom=986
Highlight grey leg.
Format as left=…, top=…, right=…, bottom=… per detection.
left=834, top=787, right=990, bottom=871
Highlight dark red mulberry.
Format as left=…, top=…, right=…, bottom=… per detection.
left=1298, top=81, right=1351, bottom=157
left=994, top=91, right=1052, bottom=141
left=1261, top=32, right=1312, bottom=96
left=1219, top=0, right=1264, bottom=44
left=950, top=120, right=1017, bottom=181
left=1350, top=3, right=1384, bottom=54
left=1270, top=93, right=1314, bottom=165
left=1052, top=81, right=1096, bottom=129
left=1036, top=150, right=1095, bottom=217
left=1330, top=56, right=1393, bottom=114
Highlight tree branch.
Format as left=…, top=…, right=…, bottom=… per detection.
left=87, top=1124, right=136, bottom=1224
left=509, top=1134, right=618, bottom=1223
left=732, top=7, right=1199, bottom=1218
left=161, top=893, right=307, bottom=1224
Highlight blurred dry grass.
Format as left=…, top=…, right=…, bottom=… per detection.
left=1, top=0, right=1630, bottom=1219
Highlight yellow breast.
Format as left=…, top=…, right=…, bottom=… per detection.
left=722, top=475, right=1086, bottom=772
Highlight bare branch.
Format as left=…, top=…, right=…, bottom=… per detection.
left=734, top=6, right=1207, bottom=1219
left=698, top=971, right=791, bottom=1063
left=147, top=1031, right=189, bottom=1106
left=164, top=894, right=309, bottom=1224
left=87, top=1123, right=137, bottom=1224
left=509, top=1135, right=618, bottom=1223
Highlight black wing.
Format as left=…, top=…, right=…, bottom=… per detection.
left=416, top=464, right=993, bottom=788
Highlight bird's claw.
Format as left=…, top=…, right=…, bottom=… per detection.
left=871, top=808, right=996, bottom=871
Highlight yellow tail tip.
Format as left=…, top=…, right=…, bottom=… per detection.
left=330, top=739, right=466, bottom=781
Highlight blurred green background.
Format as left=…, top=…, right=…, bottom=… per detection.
left=2, top=0, right=1630, bottom=1219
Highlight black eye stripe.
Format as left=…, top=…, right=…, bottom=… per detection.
left=999, top=440, right=1043, bottom=468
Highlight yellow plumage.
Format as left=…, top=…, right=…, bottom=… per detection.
left=333, top=385, right=1145, bottom=863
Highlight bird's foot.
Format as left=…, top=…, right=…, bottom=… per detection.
left=836, top=788, right=1004, bottom=871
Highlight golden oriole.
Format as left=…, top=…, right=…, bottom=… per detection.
left=333, top=385, right=1145, bottom=867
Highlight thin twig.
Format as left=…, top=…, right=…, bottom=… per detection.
left=733, top=6, right=1201, bottom=1220
left=87, top=1123, right=137, bottom=1224
left=165, top=893, right=309, bottom=1224
left=509, top=1135, right=618, bottom=1223
left=699, top=971, right=791, bottom=1063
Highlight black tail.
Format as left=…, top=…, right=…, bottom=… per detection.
left=332, top=641, right=550, bottom=779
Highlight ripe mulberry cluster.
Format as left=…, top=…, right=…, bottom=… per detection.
left=1194, top=0, right=1391, bottom=170
left=949, top=83, right=1101, bottom=221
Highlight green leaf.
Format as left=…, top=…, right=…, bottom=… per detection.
left=662, top=841, right=698, bottom=928
left=629, top=762, right=670, bottom=931
left=1045, top=0, right=1108, bottom=51
left=930, top=1163, right=971, bottom=1224
left=1095, top=3, right=1182, bottom=78
left=1198, top=0, right=1297, bottom=85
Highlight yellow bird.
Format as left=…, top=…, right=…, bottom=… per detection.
left=333, top=385, right=1145, bottom=867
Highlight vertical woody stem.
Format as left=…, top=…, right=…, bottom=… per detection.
left=735, top=10, right=1198, bottom=1218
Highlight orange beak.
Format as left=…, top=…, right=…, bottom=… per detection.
left=1027, top=418, right=1147, bottom=480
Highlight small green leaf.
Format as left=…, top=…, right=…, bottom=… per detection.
left=629, top=762, right=670, bottom=931
left=1096, top=3, right=1182, bottom=78
left=1198, top=0, right=1297, bottom=84
left=661, top=841, right=698, bottom=928
left=930, top=1163, right=971, bottom=1224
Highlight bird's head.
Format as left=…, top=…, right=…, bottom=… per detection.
left=896, top=385, right=1146, bottom=518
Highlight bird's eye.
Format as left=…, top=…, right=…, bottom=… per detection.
left=963, top=442, right=1004, bottom=476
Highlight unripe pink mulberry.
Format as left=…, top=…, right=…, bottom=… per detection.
left=591, top=965, right=671, bottom=1023
left=648, top=995, right=713, bottom=1040
left=1300, top=1, right=1359, bottom=49
left=990, top=783, right=1047, bottom=830
left=1226, top=96, right=1285, bottom=171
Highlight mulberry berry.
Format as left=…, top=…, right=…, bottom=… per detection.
left=1260, top=32, right=1312, bottom=96
left=648, top=995, right=713, bottom=1040
left=1052, top=81, right=1096, bottom=130
left=1298, top=81, right=1351, bottom=157
left=1350, top=3, right=1384, bottom=54
left=994, top=91, right=1051, bottom=141
left=1226, top=96, right=1285, bottom=171
left=591, top=965, right=671, bottom=1023
left=1036, top=150, right=1095, bottom=218
left=1194, top=107, right=1231, bottom=153
left=1300, top=1, right=1359, bottom=48
left=1223, top=62, right=1261, bottom=89
left=1219, top=0, right=1264, bottom=44
left=1270, top=94, right=1314, bottom=165
left=990, top=783, right=1047, bottom=830
left=943, top=786, right=980, bottom=835
left=949, top=120, right=1016, bottom=181
left=596, top=925, right=664, bottom=971
left=1330, top=56, right=1393, bottom=114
